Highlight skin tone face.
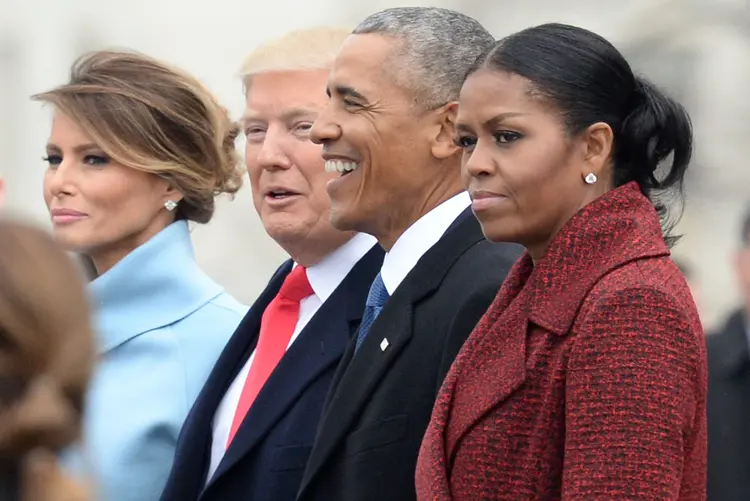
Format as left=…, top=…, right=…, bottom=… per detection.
left=456, top=68, right=614, bottom=261
left=309, top=34, right=462, bottom=250
left=243, top=69, right=354, bottom=266
left=42, top=112, right=182, bottom=275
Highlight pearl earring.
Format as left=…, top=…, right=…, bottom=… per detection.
left=584, top=173, right=597, bottom=185
left=164, top=200, right=178, bottom=211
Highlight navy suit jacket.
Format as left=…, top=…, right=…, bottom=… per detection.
left=159, top=245, right=384, bottom=501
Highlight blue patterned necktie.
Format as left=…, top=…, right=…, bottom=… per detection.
left=354, top=273, right=390, bottom=352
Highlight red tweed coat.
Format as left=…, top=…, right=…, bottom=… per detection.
left=416, top=182, right=707, bottom=500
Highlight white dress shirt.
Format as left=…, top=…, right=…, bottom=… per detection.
left=207, top=232, right=377, bottom=481
left=380, top=191, right=471, bottom=295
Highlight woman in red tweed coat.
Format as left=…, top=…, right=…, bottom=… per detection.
left=416, top=23, right=707, bottom=501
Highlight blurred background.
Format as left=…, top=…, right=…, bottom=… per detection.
left=1, top=0, right=746, bottom=331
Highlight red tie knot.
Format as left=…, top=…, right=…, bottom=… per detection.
left=279, top=265, right=314, bottom=302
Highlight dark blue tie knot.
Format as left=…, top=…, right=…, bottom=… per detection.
left=366, top=273, right=389, bottom=309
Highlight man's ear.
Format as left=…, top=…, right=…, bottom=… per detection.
left=0, top=177, right=5, bottom=208
left=430, top=102, right=460, bottom=160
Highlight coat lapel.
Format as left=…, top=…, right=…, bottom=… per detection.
left=300, top=211, right=485, bottom=490
left=206, top=246, right=383, bottom=489
left=444, top=255, right=532, bottom=459
left=206, top=247, right=382, bottom=487
left=169, top=260, right=291, bottom=496
left=444, top=182, right=673, bottom=457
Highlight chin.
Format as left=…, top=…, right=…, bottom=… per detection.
left=328, top=207, right=361, bottom=233
left=51, top=229, right=90, bottom=252
left=478, top=225, right=514, bottom=245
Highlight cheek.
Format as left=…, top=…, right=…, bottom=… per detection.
left=88, top=171, right=164, bottom=234
left=42, top=171, right=54, bottom=207
left=506, top=142, right=568, bottom=200
left=245, top=160, right=264, bottom=202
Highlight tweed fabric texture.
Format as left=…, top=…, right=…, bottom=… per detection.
left=416, top=182, right=707, bottom=500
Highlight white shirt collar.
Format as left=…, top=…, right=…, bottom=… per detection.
left=380, top=191, right=471, bottom=295
left=294, top=232, right=377, bottom=302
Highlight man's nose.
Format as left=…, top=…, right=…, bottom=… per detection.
left=310, top=104, right=340, bottom=145
left=255, top=130, right=293, bottom=171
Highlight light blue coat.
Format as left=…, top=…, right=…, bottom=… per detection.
left=70, top=221, right=247, bottom=501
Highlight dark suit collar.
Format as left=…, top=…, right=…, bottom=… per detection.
left=520, top=182, right=670, bottom=335
left=299, top=210, right=485, bottom=493
left=198, top=259, right=292, bottom=413
left=163, top=260, right=291, bottom=501
left=389, top=207, right=481, bottom=304
left=204, top=245, right=383, bottom=493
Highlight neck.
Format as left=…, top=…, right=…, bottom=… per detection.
left=376, top=171, right=462, bottom=252
left=88, top=218, right=174, bottom=275
left=284, top=231, right=356, bottom=268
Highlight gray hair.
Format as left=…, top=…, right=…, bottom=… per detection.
left=353, top=7, right=495, bottom=109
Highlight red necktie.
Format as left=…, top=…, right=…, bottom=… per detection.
left=226, top=266, right=314, bottom=447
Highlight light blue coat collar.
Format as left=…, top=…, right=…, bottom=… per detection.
left=89, top=221, right=223, bottom=354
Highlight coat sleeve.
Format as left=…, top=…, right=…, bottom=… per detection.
left=562, top=286, right=706, bottom=500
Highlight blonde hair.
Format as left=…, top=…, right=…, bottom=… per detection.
left=240, top=26, right=352, bottom=89
left=0, top=218, right=94, bottom=499
left=32, top=50, right=244, bottom=224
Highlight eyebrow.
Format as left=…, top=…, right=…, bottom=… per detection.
left=241, top=107, right=318, bottom=126
left=327, top=84, right=368, bottom=103
left=45, top=143, right=102, bottom=154
left=484, top=112, right=528, bottom=128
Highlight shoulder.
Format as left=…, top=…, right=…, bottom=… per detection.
left=584, top=256, right=697, bottom=316
left=201, top=291, right=250, bottom=319
left=575, top=256, right=704, bottom=361
left=445, top=239, right=523, bottom=288
left=168, top=291, right=247, bottom=346
left=156, top=294, right=247, bottom=403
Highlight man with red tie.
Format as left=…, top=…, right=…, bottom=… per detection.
left=159, top=27, right=383, bottom=501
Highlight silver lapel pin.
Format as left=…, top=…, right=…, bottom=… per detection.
left=380, top=338, right=390, bottom=352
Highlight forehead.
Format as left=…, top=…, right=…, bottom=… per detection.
left=329, top=33, right=399, bottom=94
left=244, top=69, right=330, bottom=116
left=458, top=69, right=541, bottom=119
left=49, top=112, right=93, bottom=144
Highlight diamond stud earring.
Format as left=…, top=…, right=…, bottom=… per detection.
left=584, top=173, right=597, bottom=185
left=164, top=200, right=178, bottom=211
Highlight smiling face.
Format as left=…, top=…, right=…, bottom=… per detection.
left=42, top=112, right=178, bottom=273
left=456, top=68, right=610, bottom=258
left=309, top=34, right=453, bottom=245
left=243, top=69, right=354, bottom=263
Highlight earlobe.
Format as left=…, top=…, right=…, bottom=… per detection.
left=580, top=122, right=613, bottom=180
left=431, top=102, right=460, bottom=160
left=163, top=182, right=184, bottom=203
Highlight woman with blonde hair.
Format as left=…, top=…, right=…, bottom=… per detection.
left=32, top=50, right=248, bottom=501
left=0, top=218, right=95, bottom=501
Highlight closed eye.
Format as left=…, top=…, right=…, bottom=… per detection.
left=343, top=98, right=361, bottom=109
